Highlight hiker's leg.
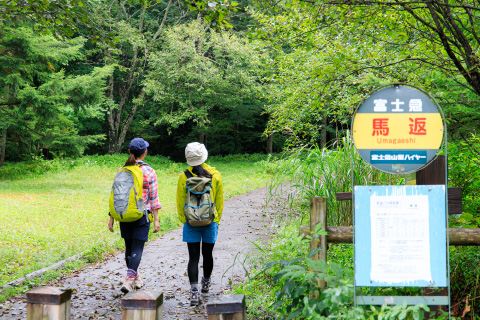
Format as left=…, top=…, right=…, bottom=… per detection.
left=124, top=238, right=132, bottom=268
left=200, top=222, right=218, bottom=281
left=124, top=239, right=145, bottom=279
left=128, top=239, right=146, bottom=271
left=201, top=241, right=215, bottom=280
left=187, top=242, right=201, bottom=288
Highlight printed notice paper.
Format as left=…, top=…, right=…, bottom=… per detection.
left=370, top=195, right=432, bottom=284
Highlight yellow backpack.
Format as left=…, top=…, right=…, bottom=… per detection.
left=109, top=165, right=145, bottom=222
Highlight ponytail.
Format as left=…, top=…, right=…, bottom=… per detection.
left=124, top=153, right=137, bottom=166
left=192, top=165, right=212, bottom=178
left=125, top=148, right=146, bottom=166
left=125, top=149, right=139, bottom=166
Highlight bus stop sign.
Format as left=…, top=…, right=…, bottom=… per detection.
left=352, top=85, right=444, bottom=174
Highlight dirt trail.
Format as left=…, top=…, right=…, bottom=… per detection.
left=0, top=187, right=279, bottom=320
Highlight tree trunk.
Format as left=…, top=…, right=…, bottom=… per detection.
left=321, top=117, right=327, bottom=148
left=198, top=131, right=205, bottom=144
left=266, top=133, right=273, bottom=154
left=234, top=123, right=239, bottom=154
left=106, top=76, right=119, bottom=154
left=0, top=127, right=6, bottom=167
left=115, top=91, right=145, bottom=154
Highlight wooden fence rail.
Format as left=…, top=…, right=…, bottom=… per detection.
left=300, top=225, right=480, bottom=246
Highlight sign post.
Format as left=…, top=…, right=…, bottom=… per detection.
left=351, top=84, right=450, bottom=318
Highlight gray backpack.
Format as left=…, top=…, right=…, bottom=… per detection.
left=184, top=170, right=215, bottom=227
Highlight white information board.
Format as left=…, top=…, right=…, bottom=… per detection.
left=370, top=195, right=431, bottom=284
left=355, top=185, right=447, bottom=287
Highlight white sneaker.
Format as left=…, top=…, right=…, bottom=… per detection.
left=121, top=277, right=136, bottom=294
left=134, top=275, right=144, bottom=289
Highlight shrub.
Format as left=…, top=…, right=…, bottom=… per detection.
left=448, top=135, right=480, bottom=227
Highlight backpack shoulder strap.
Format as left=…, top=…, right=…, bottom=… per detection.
left=137, top=161, right=150, bottom=167
left=184, top=169, right=194, bottom=179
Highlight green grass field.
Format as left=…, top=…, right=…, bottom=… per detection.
left=0, top=154, right=276, bottom=291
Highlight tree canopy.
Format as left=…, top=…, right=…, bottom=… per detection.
left=143, top=20, right=266, bottom=140
left=2, top=0, right=480, bottom=161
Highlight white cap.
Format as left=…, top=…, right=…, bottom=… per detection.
left=185, top=142, right=208, bottom=166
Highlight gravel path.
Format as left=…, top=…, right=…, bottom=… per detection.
left=0, top=187, right=278, bottom=320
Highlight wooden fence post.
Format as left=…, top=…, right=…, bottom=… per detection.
left=26, top=286, right=72, bottom=320
left=121, top=291, right=164, bottom=320
left=206, top=294, right=246, bottom=320
left=310, top=197, right=327, bottom=289
left=415, top=155, right=448, bottom=318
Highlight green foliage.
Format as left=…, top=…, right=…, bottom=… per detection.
left=233, top=219, right=439, bottom=319
left=0, top=21, right=111, bottom=161
left=0, top=158, right=74, bottom=180
left=448, top=135, right=480, bottom=227
left=0, top=0, right=93, bottom=39
left=184, top=0, right=239, bottom=29
left=450, top=246, right=480, bottom=318
left=271, top=251, right=433, bottom=320
left=144, top=20, right=267, bottom=134
left=250, top=0, right=480, bottom=149
left=265, top=226, right=433, bottom=319
left=78, top=0, right=264, bottom=154
left=210, top=153, right=275, bottom=162
left=251, top=2, right=428, bottom=147
left=0, top=0, right=237, bottom=43
left=231, top=220, right=311, bottom=319
left=269, top=135, right=401, bottom=226
left=1, top=0, right=276, bottom=160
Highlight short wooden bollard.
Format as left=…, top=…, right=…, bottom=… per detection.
left=121, top=291, right=163, bottom=320
left=26, top=286, right=72, bottom=320
left=206, top=294, right=246, bottom=320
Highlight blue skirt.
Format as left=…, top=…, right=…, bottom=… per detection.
left=183, top=222, right=218, bottom=243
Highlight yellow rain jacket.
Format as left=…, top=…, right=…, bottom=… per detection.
left=177, top=163, right=224, bottom=225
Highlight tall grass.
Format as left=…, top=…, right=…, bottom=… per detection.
left=269, top=134, right=401, bottom=226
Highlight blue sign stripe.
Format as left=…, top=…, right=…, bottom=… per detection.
left=370, top=151, right=427, bottom=164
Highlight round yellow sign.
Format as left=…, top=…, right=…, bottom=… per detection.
left=352, top=85, right=444, bottom=174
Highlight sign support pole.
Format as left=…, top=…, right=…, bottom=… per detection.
left=445, top=125, right=452, bottom=320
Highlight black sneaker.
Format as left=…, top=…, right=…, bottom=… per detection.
left=190, top=289, right=200, bottom=306
left=201, top=277, right=210, bottom=293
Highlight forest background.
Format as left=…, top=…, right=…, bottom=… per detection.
left=2, top=0, right=480, bottom=163
left=2, top=0, right=480, bottom=318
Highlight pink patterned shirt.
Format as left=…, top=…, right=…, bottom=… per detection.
left=137, top=160, right=162, bottom=211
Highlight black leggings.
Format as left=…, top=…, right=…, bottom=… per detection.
left=187, top=242, right=215, bottom=283
left=124, top=238, right=146, bottom=272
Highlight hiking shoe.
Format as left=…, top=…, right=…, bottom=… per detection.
left=190, top=289, right=200, bottom=306
left=121, top=277, right=136, bottom=294
left=134, top=274, right=144, bottom=289
left=201, top=278, right=210, bottom=293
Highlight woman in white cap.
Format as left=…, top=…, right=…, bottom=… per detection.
left=176, top=142, right=223, bottom=306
